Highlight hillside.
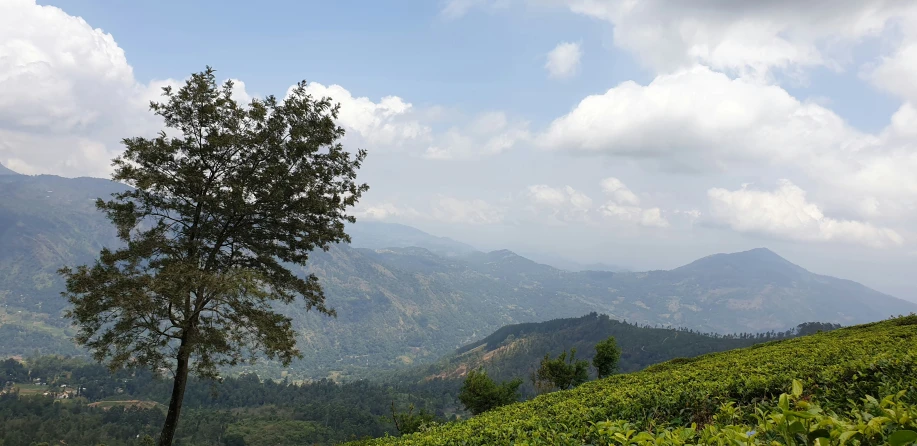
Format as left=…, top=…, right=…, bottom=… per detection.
left=0, top=173, right=123, bottom=356
left=408, top=312, right=805, bottom=394
left=354, top=315, right=917, bottom=445
left=2, top=173, right=916, bottom=378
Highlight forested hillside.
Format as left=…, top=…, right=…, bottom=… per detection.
left=0, top=356, right=442, bottom=445
left=407, top=313, right=837, bottom=396
left=355, top=315, right=917, bottom=445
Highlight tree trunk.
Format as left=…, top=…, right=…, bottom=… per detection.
left=158, top=338, right=192, bottom=446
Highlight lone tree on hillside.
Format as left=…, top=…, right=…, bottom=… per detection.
left=458, top=369, right=522, bottom=415
left=593, top=336, right=621, bottom=379
left=532, top=348, right=589, bottom=393
left=59, top=67, right=368, bottom=446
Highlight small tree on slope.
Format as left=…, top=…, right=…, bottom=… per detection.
left=593, top=336, right=622, bottom=379
left=458, top=369, right=522, bottom=415
left=59, top=67, right=368, bottom=446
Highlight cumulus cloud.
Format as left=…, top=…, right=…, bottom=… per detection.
left=561, top=0, right=915, bottom=77
left=593, top=177, right=669, bottom=228
left=0, top=0, right=153, bottom=176
left=537, top=65, right=917, bottom=225
left=292, top=82, right=432, bottom=148
left=524, top=184, right=593, bottom=223
left=539, top=66, right=861, bottom=168
left=545, top=42, right=583, bottom=79
left=600, top=177, right=640, bottom=205
left=598, top=203, right=669, bottom=228
left=707, top=180, right=904, bottom=248
left=867, top=37, right=917, bottom=104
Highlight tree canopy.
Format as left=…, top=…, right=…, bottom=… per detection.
left=593, top=336, right=621, bottom=379
left=59, top=67, right=368, bottom=445
left=457, top=369, right=522, bottom=416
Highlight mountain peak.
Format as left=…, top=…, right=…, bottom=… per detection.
left=0, top=162, right=21, bottom=176
left=674, top=247, right=807, bottom=278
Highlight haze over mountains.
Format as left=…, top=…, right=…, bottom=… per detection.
left=2, top=170, right=916, bottom=378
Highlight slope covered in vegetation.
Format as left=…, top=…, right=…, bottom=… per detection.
left=406, top=312, right=815, bottom=396
left=355, top=315, right=917, bottom=445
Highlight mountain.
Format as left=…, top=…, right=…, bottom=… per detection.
left=0, top=163, right=20, bottom=176
left=345, top=221, right=478, bottom=257
left=405, top=312, right=812, bottom=395
left=2, top=173, right=916, bottom=378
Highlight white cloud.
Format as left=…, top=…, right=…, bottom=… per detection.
left=595, top=177, right=668, bottom=227
left=524, top=184, right=593, bottom=223
left=600, top=177, right=640, bottom=205
left=598, top=203, right=669, bottom=228
left=355, top=195, right=506, bottom=226
left=545, top=41, right=583, bottom=79
left=355, top=202, right=423, bottom=221
left=538, top=65, right=917, bottom=224
left=867, top=40, right=917, bottom=104
left=294, top=82, right=432, bottom=148
left=707, top=180, right=904, bottom=248
left=539, top=66, right=861, bottom=169
left=0, top=0, right=154, bottom=177
left=561, top=0, right=915, bottom=77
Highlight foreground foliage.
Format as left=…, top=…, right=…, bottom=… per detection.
left=353, top=315, right=917, bottom=445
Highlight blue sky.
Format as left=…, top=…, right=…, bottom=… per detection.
left=39, top=0, right=647, bottom=124
left=4, top=0, right=917, bottom=300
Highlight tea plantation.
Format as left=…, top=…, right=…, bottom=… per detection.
left=353, top=315, right=917, bottom=445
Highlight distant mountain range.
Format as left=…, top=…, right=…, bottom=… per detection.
left=1, top=172, right=916, bottom=378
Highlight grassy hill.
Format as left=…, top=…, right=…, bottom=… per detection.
left=354, top=315, right=917, bottom=445
left=404, top=312, right=811, bottom=396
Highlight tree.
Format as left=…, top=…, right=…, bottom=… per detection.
left=59, top=67, right=368, bottom=446
left=390, top=402, right=437, bottom=435
left=593, top=336, right=622, bottom=379
left=457, top=369, right=522, bottom=415
left=532, top=348, right=589, bottom=393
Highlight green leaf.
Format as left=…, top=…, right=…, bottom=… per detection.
left=889, top=430, right=917, bottom=446
left=787, top=410, right=816, bottom=419
left=779, top=393, right=790, bottom=411
left=792, top=379, right=803, bottom=397
left=788, top=421, right=807, bottom=434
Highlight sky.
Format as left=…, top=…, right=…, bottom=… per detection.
left=3, top=0, right=917, bottom=301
